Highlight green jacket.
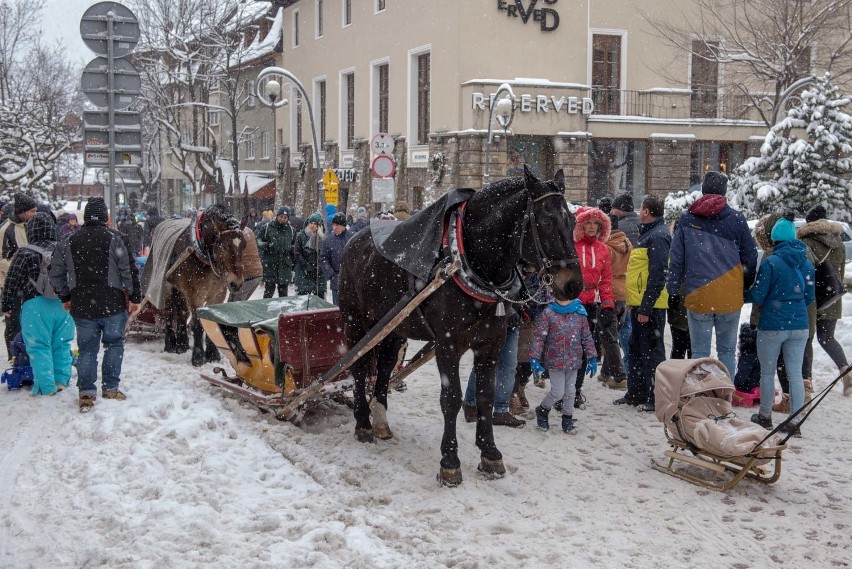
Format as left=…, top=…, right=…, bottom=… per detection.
left=255, top=220, right=295, bottom=284
left=798, top=219, right=846, bottom=321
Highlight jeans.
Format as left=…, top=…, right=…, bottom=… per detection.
left=76, top=312, right=129, bottom=397
left=757, top=328, right=808, bottom=419
left=465, top=326, right=519, bottom=414
left=625, top=308, right=667, bottom=405
left=687, top=310, right=740, bottom=381
left=618, top=302, right=631, bottom=372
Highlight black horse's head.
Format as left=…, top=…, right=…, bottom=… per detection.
left=521, top=166, right=583, bottom=301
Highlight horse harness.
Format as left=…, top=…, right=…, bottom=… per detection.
left=189, top=211, right=223, bottom=277
left=440, top=191, right=571, bottom=315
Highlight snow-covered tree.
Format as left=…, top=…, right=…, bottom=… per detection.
left=663, top=188, right=702, bottom=226
left=729, top=74, right=852, bottom=221
left=0, top=0, right=79, bottom=200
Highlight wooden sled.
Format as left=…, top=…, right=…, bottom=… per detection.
left=651, top=427, right=787, bottom=492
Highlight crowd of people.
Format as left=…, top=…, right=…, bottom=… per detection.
left=1, top=184, right=848, bottom=428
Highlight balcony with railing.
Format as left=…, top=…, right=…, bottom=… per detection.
left=589, top=88, right=763, bottom=122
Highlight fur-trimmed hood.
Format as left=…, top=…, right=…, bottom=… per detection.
left=573, top=206, right=611, bottom=243
left=796, top=218, right=843, bottom=239
left=753, top=212, right=784, bottom=253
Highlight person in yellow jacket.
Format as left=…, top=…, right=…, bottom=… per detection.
left=614, top=194, right=670, bottom=412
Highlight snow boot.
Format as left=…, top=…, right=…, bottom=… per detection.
left=561, top=415, right=576, bottom=434
left=535, top=405, right=550, bottom=432
left=509, top=393, right=524, bottom=416
left=517, top=382, right=529, bottom=409
left=750, top=413, right=773, bottom=429
left=493, top=411, right=526, bottom=428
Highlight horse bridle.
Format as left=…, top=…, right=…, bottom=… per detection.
left=518, top=191, right=580, bottom=288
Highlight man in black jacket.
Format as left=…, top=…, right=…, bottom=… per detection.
left=50, top=197, right=142, bottom=412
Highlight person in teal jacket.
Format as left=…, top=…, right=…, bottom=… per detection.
left=748, top=217, right=815, bottom=437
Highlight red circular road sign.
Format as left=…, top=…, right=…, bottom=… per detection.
left=371, top=154, right=396, bottom=178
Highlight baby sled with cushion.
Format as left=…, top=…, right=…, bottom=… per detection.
left=651, top=357, right=786, bottom=492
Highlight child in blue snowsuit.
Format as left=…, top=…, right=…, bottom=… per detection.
left=1, top=212, right=75, bottom=395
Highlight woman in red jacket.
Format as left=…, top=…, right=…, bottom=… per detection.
left=571, top=206, right=614, bottom=408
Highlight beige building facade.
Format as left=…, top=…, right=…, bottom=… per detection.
left=263, top=0, right=825, bottom=215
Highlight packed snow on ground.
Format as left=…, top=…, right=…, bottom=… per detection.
left=1, top=301, right=851, bottom=569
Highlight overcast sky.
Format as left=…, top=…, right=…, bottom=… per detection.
left=43, top=0, right=108, bottom=68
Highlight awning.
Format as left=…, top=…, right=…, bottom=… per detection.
left=242, top=174, right=274, bottom=197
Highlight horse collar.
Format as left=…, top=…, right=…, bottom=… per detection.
left=189, top=212, right=213, bottom=267
left=442, top=202, right=522, bottom=304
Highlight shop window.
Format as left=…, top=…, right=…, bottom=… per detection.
left=507, top=136, right=554, bottom=179
left=690, top=142, right=746, bottom=188
left=587, top=140, right=647, bottom=207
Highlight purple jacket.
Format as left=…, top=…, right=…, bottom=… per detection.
left=529, top=306, right=597, bottom=371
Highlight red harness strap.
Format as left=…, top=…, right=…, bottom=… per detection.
left=441, top=202, right=497, bottom=304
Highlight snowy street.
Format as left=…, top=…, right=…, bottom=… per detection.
left=1, top=303, right=851, bottom=569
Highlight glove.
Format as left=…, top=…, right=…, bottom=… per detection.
left=530, top=358, right=546, bottom=379
left=585, top=357, right=598, bottom=378
left=598, top=307, right=615, bottom=329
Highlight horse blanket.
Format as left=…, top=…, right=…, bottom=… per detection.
left=371, top=187, right=474, bottom=281
left=141, top=218, right=191, bottom=310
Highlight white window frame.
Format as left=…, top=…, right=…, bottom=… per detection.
left=407, top=44, right=431, bottom=149
left=375, top=0, right=386, bottom=14
left=292, top=9, right=300, bottom=48
left=316, top=0, right=324, bottom=39
left=342, top=0, right=352, bottom=27
left=208, top=109, right=220, bottom=126
left=246, top=133, right=256, bottom=159
left=370, top=57, right=390, bottom=140
left=313, top=75, right=328, bottom=145
left=261, top=131, right=270, bottom=159
left=245, top=79, right=256, bottom=108
left=339, top=66, right=356, bottom=150
left=587, top=28, right=628, bottom=114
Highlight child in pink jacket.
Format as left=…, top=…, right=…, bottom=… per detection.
left=530, top=298, right=597, bottom=433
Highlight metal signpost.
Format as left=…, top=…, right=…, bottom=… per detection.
left=80, top=1, right=141, bottom=222
left=370, top=132, right=396, bottom=205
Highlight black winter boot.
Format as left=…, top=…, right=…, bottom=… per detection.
left=535, top=405, right=550, bottom=432
left=561, top=415, right=576, bottom=434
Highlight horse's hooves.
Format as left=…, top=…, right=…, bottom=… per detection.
left=205, top=352, right=221, bottom=363
left=437, top=467, right=463, bottom=487
left=477, top=457, right=506, bottom=479
left=355, top=428, right=375, bottom=443
left=191, top=352, right=205, bottom=367
left=373, top=423, right=394, bottom=440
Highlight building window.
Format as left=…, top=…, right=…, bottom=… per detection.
left=417, top=53, right=430, bottom=145
left=587, top=140, right=647, bottom=206
left=691, top=40, right=719, bottom=119
left=591, top=34, right=622, bottom=115
left=318, top=80, right=327, bottom=144
left=293, top=9, right=300, bottom=47
left=245, top=79, right=256, bottom=107
left=343, top=0, right=351, bottom=26
left=209, top=110, right=220, bottom=126
left=262, top=131, right=270, bottom=158
left=246, top=133, right=256, bottom=159
left=316, top=0, right=323, bottom=38
left=507, top=136, right=555, bottom=179
left=378, top=63, right=389, bottom=134
left=345, top=73, right=355, bottom=148
left=376, top=0, right=386, bottom=13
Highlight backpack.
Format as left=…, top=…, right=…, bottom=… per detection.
left=22, top=243, right=58, bottom=299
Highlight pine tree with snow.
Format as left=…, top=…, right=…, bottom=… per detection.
left=729, top=74, right=852, bottom=222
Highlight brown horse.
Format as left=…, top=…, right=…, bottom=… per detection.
left=154, top=204, right=246, bottom=366
left=339, top=167, right=583, bottom=486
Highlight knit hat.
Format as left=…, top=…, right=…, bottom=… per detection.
left=612, top=192, right=634, bottom=212
left=805, top=204, right=827, bottom=223
left=84, top=197, right=109, bottom=224
left=332, top=212, right=347, bottom=227
left=276, top=206, right=289, bottom=217
left=597, top=196, right=613, bottom=214
left=770, top=217, right=797, bottom=242
left=13, top=192, right=37, bottom=215
left=356, top=207, right=368, bottom=220
left=306, top=212, right=323, bottom=225
left=702, top=171, right=728, bottom=195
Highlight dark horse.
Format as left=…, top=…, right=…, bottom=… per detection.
left=338, top=167, right=582, bottom=486
left=154, top=203, right=246, bottom=366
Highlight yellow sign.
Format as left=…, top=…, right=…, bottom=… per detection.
left=325, top=187, right=339, bottom=206
left=322, top=168, right=339, bottom=190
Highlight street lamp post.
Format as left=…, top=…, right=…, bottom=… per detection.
left=256, top=73, right=288, bottom=209
left=769, top=76, right=814, bottom=126
left=483, top=82, right=516, bottom=186
left=256, top=66, right=325, bottom=213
